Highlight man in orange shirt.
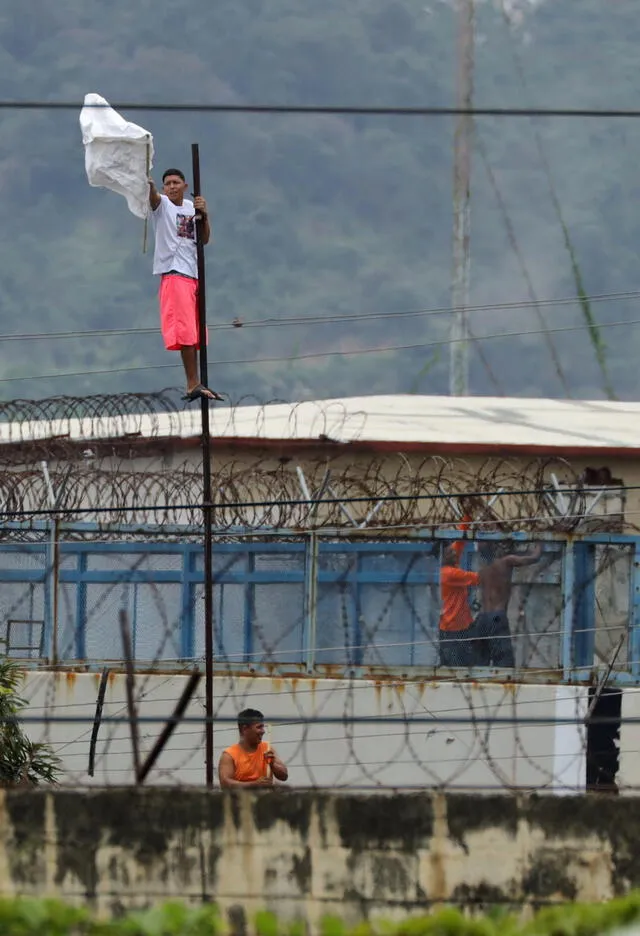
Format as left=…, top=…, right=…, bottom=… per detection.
left=439, top=523, right=480, bottom=667
left=218, top=708, right=289, bottom=789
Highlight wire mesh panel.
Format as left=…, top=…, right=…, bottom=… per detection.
left=0, top=525, right=635, bottom=794
left=572, top=543, right=633, bottom=676
left=0, top=545, right=46, bottom=660
left=316, top=546, right=441, bottom=668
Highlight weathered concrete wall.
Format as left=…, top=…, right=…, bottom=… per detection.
left=21, top=672, right=588, bottom=791
left=0, top=789, right=635, bottom=928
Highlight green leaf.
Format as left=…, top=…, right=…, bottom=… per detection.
left=320, top=915, right=348, bottom=936
left=255, top=910, right=281, bottom=936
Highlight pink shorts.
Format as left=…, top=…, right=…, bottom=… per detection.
left=158, top=274, right=209, bottom=351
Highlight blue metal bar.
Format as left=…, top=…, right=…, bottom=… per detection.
left=57, top=542, right=196, bottom=555
left=218, top=582, right=225, bottom=661
left=42, top=541, right=52, bottom=659
left=302, top=533, right=318, bottom=672
left=561, top=542, right=575, bottom=679
left=60, top=571, right=184, bottom=584
left=0, top=542, right=49, bottom=554
left=409, top=587, right=417, bottom=667
left=186, top=568, right=437, bottom=586
left=0, top=571, right=46, bottom=583
left=132, top=584, right=138, bottom=660
left=180, top=547, right=195, bottom=659
left=318, top=542, right=441, bottom=554
left=321, top=571, right=436, bottom=585
left=572, top=544, right=595, bottom=671
left=57, top=540, right=307, bottom=555
left=243, top=552, right=255, bottom=663
left=75, top=552, right=87, bottom=661
left=352, top=554, right=362, bottom=667
left=178, top=571, right=306, bottom=586
left=630, top=543, right=640, bottom=678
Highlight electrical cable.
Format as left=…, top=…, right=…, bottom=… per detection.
left=4, top=100, right=640, bottom=118
left=3, top=313, right=640, bottom=384
left=0, top=289, right=637, bottom=343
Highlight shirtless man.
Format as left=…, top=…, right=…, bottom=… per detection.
left=218, top=708, right=289, bottom=789
left=474, top=541, right=543, bottom=667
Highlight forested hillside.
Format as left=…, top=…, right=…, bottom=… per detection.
left=0, top=0, right=639, bottom=403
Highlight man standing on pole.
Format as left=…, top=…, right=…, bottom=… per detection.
left=149, top=169, right=222, bottom=402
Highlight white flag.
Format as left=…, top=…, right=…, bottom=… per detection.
left=79, top=93, right=154, bottom=220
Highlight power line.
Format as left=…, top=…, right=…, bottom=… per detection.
left=6, top=100, right=640, bottom=118
left=0, top=714, right=629, bottom=725
left=3, top=313, right=640, bottom=384
left=1, top=289, right=637, bottom=344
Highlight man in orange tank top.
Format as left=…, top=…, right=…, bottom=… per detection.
left=439, top=515, right=480, bottom=667
left=218, top=708, right=289, bottom=789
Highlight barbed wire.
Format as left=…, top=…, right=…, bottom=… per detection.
left=0, top=390, right=631, bottom=795
left=0, top=387, right=183, bottom=428
left=0, top=454, right=628, bottom=536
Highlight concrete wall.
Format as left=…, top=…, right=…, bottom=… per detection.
left=0, top=788, right=637, bottom=928
left=617, top=687, right=640, bottom=792
left=21, top=672, right=588, bottom=791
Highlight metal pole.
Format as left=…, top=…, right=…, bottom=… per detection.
left=191, top=143, right=215, bottom=787
left=138, top=671, right=202, bottom=784
left=40, top=461, right=59, bottom=663
left=119, top=609, right=141, bottom=784
left=304, top=532, right=319, bottom=674
left=51, top=519, right=60, bottom=664
left=88, top=667, right=109, bottom=777
left=449, top=0, right=475, bottom=397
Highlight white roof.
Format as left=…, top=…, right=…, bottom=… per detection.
left=2, top=394, right=640, bottom=454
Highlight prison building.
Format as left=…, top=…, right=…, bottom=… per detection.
left=0, top=391, right=638, bottom=792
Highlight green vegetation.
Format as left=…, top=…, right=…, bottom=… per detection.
left=0, top=660, right=59, bottom=787
left=0, top=1, right=639, bottom=403
left=4, top=893, right=640, bottom=936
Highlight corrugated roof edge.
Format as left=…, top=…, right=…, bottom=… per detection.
left=0, top=394, right=638, bottom=456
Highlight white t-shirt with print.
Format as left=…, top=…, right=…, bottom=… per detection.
left=151, top=194, right=198, bottom=279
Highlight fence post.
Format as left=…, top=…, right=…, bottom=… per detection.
left=573, top=543, right=596, bottom=674
left=40, top=462, right=59, bottom=663
left=630, top=541, right=640, bottom=678
left=180, top=546, right=195, bottom=660
left=561, top=540, right=575, bottom=680
left=303, top=532, right=319, bottom=673
left=75, top=552, right=87, bottom=661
